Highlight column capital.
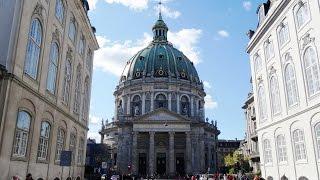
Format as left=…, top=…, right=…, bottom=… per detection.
left=149, top=131, right=155, bottom=136
left=169, top=131, right=175, bottom=136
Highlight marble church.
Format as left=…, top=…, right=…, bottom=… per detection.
left=100, top=14, right=220, bottom=176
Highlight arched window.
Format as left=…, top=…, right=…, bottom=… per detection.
left=284, top=63, right=298, bottom=106
left=276, top=135, right=287, bottom=162
left=304, top=47, right=320, bottom=96
left=55, top=0, right=64, bottom=23
left=315, top=124, right=320, bottom=158
left=155, top=94, right=167, bottom=109
left=180, top=96, right=190, bottom=116
left=131, top=95, right=141, bottom=116
left=55, top=128, right=65, bottom=162
left=258, top=85, right=267, bottom=122
left=82, top=77, right=90, bottom=119
left=63, top=58, right=72, bottom=103
left=69, top=133, right=76, bottom=164
left=270, top=75, right=281, bottom=115
left=281, top=175, right=288, bottom=180
left=296, top=1, right=310, bottom=28
left=86, top=49, right=92, bottom=70
left=74, top=65, right=82, bottom=114
left=254, top=55, right=262, bottom=72
left=267, top=177, right=273, bottom=180
left=47, top=42, right=59, bottom=94
left=293, top=129, right=307, bottom=161
left=265, top=39, right=274, bottom=60
left=78, top=34, right=85, bottom=55
left=263, top=139, right=272, bottom=164
left=278, top=22, right=289, bottom=46
left=78, top=138, right=85, bottom=165
left=13, top=111, right=31, bottom=157
left=37, top=121, right=51, bottom=160
left=68, top=19, right=77, bottom=42
left=24, top=19, right=42, bottom=79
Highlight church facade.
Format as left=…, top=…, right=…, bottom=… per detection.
left=100, top=15, right=220, bottom=176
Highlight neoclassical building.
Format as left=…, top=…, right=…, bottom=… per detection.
left=0, top=0, right=98, bottom=179
left=247, top=0, right=320, bottom=179
left=100, top=14, right=220, bottom=177
left=242, top=85, right=261, bottom=174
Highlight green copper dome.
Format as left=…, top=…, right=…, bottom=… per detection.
left=120, top=16, right=201, bottom=84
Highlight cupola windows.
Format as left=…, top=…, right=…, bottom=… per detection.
left=155, top=94, right=167, bottom=109
left=180, top=96, right=190, bottom=117
left=131, top=95, right=141, bottom=116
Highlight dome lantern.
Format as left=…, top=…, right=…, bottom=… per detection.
left=152, top=3, right=168, bottom=42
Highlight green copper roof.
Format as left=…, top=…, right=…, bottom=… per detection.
left=120, top=16, right=201, bottom=84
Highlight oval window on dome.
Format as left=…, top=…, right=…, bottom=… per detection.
left=177, top=57, right=182, bottom=61
left=158, top=69, right=164, bottom=76
left=181, top=72, right=186, bottom=78
left=159, top=54, right=164, bottom=59
left=139, top=56, right=144, bottom=60
left=135, top=72, right=141, bottom=78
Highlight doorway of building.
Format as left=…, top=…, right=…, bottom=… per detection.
left=138, top=153, right=147, bottom=176
left=176, top=153, right=185, bottom=175
left=156, top=153, right=166, bottom=176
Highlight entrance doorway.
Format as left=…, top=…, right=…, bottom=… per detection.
left=138, top=153, right=147, bottom=176
left=176, top=153, right=185, bottom=175
left=156, top=153, right=166, bottom=175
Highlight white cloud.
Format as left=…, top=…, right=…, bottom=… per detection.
left=154, top=5, right=181, bottom=19
left=243, top=1, right=252, bottom=11
left=168, top=29, right=202, bottom=64
left=203, top=81, right=212, bottom=89
left=205, top=95, right=218, bottom=110
left=94, top=28, right=203, bottom=76
left=105, top=0, right=149, bottom=11
left=88, top=0, right=99, bottom=10
left=218, top=30, right=229, bottom=38
left=89, top=114, right=101, bottom=124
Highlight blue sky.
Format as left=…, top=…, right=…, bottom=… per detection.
left=86, top=0, right=265, bottom=141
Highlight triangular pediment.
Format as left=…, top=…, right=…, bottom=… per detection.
left=137, top=108, right=190, bottom=122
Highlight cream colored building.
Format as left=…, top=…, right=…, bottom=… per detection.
left=0, top=0, right=98, bottom=179
left=247, top=0, right=320, bottom=179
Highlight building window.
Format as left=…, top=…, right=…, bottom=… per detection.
left=68, top=19, right=77, bottom=42
left=298, top=177, right=309, bottom=180
left=78, top=138, right=84, bottom=165
left=131, top=95, right=141, bottom=116
left=82, top=77, right=90, bottom=120
left=258, top=85, right=267, bottom=122
left=37, top=121, right=51, bottom=160
left=264, top=39, right=274, bottom=60
left=55, top=0, right=64, bottom=23
left=278, top=22, right=289, bottom=47
left=292, top=129, right=307, bottom=161
left=69, top=133, right=76, bottom=164
left=24, top=19, right=42, bottom=79
left=78, top=35, right=85, bottom=55
left=315, top=124, right=320, bottom=158
left=55, top=128, right=65, bottom=162
left=254, top=55, right=262, bottom=72
left=284, top=63, right=298, bottom=106
left=74, top=65, right=82, bottom=114
left=276, top=135, right=287, bottom=162
left=180, top=96, right=190, bottom=116
left=46, top=43, right=59, bottom=94
left=270, top=76, right=281, bottom=115
left=263, top=139, right=272, bottom=164
left=304, top=47, right=320, bottom=96
left=86, top=49, right=92, bottom=70
left=13, top=111, right=31, bottom=157
left=63, top=58, right=72, bottom=104
left=296, top=1, right=310, bottom=29
left=155, top=94, right=167, bottom=109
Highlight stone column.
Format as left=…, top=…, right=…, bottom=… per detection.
left=185, top=132, right=192, bottom=174
left=177, top=94, right=180, bottom=113
left=169, top=132, right=175, bottom=175
left=149, top=131, right=155, bottom=176
left=208, top=143, right=212, bottom=172
left=127, top=95, right=131, bottom=115
left=151, top=92, right=154, bottom=111
left=190, top=96, right=194, bottom=117
left=142, top=93, right=146, bottom=115
left=200, top=134, right=205, bottom=172
left=168, top=93, right=172, bottom=111
left=132, top=132, right=138, bottom=175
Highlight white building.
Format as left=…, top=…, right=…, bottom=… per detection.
left=246, top=0, right=320, bottom=179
